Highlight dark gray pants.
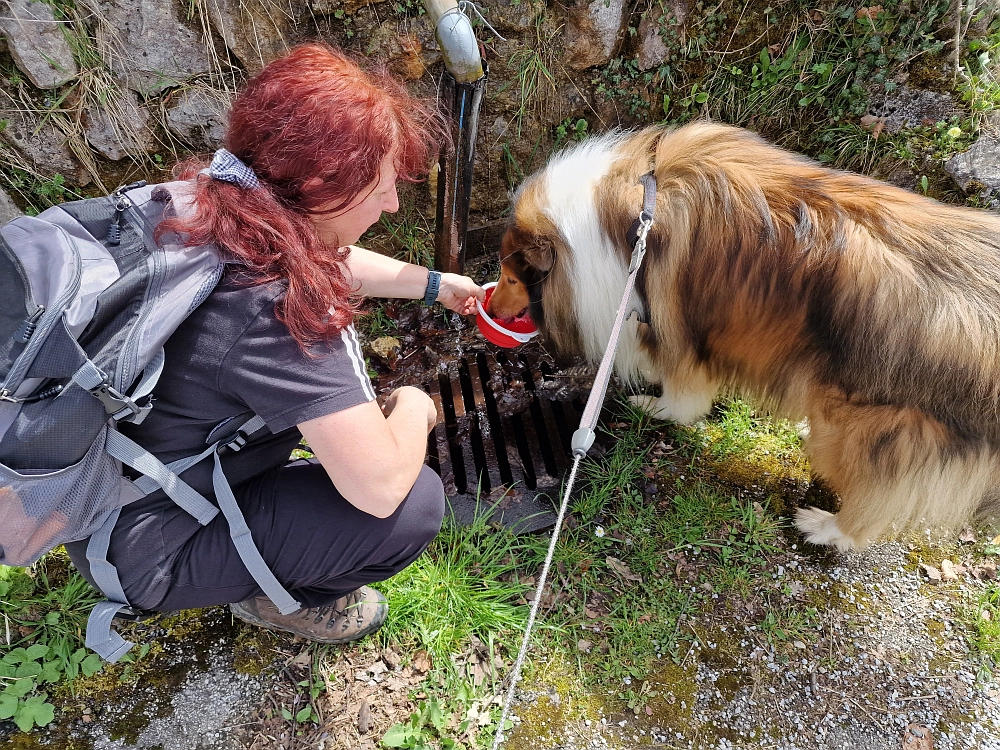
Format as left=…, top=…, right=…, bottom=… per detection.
left=68, top=460, right=446, bottom=611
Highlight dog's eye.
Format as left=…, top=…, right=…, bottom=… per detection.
left=506, top=277, right=517, bottom=285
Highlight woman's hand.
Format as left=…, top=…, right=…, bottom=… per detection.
left=437, top=273, right=485, bottom=316
left=382, top=385, right=437, bottom=434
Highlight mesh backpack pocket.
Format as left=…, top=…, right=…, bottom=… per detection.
left=0, top=425, right=135, bottom=566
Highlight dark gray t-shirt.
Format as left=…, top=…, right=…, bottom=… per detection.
left=66, top=267, right=375, bottom=603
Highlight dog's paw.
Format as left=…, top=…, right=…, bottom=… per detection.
left=629, top=394, right=670, bottom=420
left=795, top=507, right=856, bottom=552
left=628, top=392, right=712, bottom=424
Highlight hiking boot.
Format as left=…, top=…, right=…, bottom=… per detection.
left=229, top=586, right=388, bottom=644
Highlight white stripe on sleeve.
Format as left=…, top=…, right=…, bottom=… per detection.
left=341, top=324, right=376, bottom=401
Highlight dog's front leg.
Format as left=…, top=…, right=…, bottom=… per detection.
left=630, top=367, right=718, bottom=425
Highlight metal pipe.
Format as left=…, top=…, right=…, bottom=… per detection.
left=434, top=71, right=486, bottom=275
left=424, top=0, right=484, bottom=83
left=423, top=0, right=487, bottom=275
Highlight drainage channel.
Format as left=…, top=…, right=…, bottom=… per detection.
left=415, top=348, right=590, bottom=533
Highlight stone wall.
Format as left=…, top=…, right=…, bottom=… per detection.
left=0, top=0, right=997, bottom=224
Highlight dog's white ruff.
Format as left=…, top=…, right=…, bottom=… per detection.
left=541, top=133, right=652, bottom=383
left=795, top=507, right=855, bottom=551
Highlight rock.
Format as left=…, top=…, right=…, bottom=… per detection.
left=204, top=0, right=298, bottom=73
left=945, top=116, right=1000, bottom=209
left=0, top=105, right=89, bottom=184
left=368, top=335, right=402, bottom=368
left=868, top=83, right=962, bottom=134
left=562, top=0, right=628, bottom=70
left=636, top=0, right=687, bottom=71
left=0, top=0, right=79, bottom=88
left=0, top=187, right=22, bottom=224
left=94, top=0, right=213, bottom=95
left=164, top=86, right=231, bottom=151
left=83, top=89, right=157, bottom=160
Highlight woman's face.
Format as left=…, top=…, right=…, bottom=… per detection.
left=310, top=157, right=399, bottom=247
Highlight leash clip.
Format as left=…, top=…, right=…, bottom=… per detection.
left=629, top=214, right=653, bottom=273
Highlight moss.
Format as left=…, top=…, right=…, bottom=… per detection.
left=232, top=627, right=281, bottom=676
left=907, top=54, right=954, bottom=93
left=503, top=695, right=573, bottom=750
left=696, top=629, right=752, bottom=704
left=639, top=661, right=697, bottom=730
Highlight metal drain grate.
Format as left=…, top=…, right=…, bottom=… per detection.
left=419, top=348, right=590, bottom=532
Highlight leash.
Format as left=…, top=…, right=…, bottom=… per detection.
left=490, top=171, right=657, bottom=749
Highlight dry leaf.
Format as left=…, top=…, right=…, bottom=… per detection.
left=918, top=563, right=942, bottom=583
left=958, top=527, right=977, bottom=544
left=940, top=559, right=959, bottom=581
left=383, top=648, right=401, bottom=671
left=902, top=723, right=933, bottom=749
left=358, top=698, right=372, bottom=735
left=585, top=606, right=602, bottom=619
left=578, top=639, right=593, bottom=653
left=607, top=556, right=643, bottom=583
left=855, top=5, right=884, bottom=20
left=412, top=650, right=432, bottom=673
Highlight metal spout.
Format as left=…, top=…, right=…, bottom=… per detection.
left=423, top=0, right=487, bottom=275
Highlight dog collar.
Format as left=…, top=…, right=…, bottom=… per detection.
left=625, top=170, right=657, bottom=249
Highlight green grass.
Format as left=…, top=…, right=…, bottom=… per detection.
left=374, top=209, right=436, bottom=269
left=376, top=508, right=533, bottom=668
left=0, top=552, right=105, bottom=731
left=972, top=582, right=1000, bottom=678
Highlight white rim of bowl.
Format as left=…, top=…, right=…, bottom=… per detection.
left=476, top=281, right=539, bottom=343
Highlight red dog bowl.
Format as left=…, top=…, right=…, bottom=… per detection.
left=476, top=282, right=539, bottom=348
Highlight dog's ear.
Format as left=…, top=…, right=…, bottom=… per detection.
left=523, top=235, right=555, bottom=273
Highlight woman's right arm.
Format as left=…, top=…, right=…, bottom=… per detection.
left=297, top=386, right=437, bottom=518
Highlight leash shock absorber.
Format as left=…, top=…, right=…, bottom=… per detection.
left=491, top=172, right=657, bottom=749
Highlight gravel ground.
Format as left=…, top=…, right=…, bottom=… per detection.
left=501, top=539, right=1000, bottom=750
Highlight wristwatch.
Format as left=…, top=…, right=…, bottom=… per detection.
left=423, top=270, right=441, bottom=306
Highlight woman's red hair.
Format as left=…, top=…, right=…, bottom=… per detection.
left=157, top=43, right=446, bottom=347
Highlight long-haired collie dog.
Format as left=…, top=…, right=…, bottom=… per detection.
left=487, top=121, right=1000, bottom=551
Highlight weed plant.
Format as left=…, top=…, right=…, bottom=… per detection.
left=0, top=553, right=104, bottom=731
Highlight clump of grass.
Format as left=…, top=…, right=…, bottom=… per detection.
left=970, top=581, right=1000, bottom=678
left=376, top=508, right=532, bottom=668
left=376, top=209, right=435, bottom=268
left=689, top=398, right=810, bottom=503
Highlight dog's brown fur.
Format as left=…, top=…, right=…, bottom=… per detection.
left=488, top=122, right=1000, bottom=550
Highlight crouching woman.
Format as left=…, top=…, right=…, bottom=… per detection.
left=65, top=42, right=483, bottom=643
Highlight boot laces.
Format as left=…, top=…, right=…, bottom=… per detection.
left=306, top=589, right=365, bottom=628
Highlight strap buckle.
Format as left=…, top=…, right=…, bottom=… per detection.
left=223, top=431, right=249, bottom=452
left=629, top=215, right=654, bottom=273
left=89, top=382, right=153, bottom=424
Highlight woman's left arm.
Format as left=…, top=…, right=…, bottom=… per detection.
left=345, top=246, right=484, bottom=315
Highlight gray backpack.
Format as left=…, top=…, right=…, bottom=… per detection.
left=0, top=182, right=299, bottom=661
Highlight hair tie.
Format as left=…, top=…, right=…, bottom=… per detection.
left=205, top=148, right=261, bottom=190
